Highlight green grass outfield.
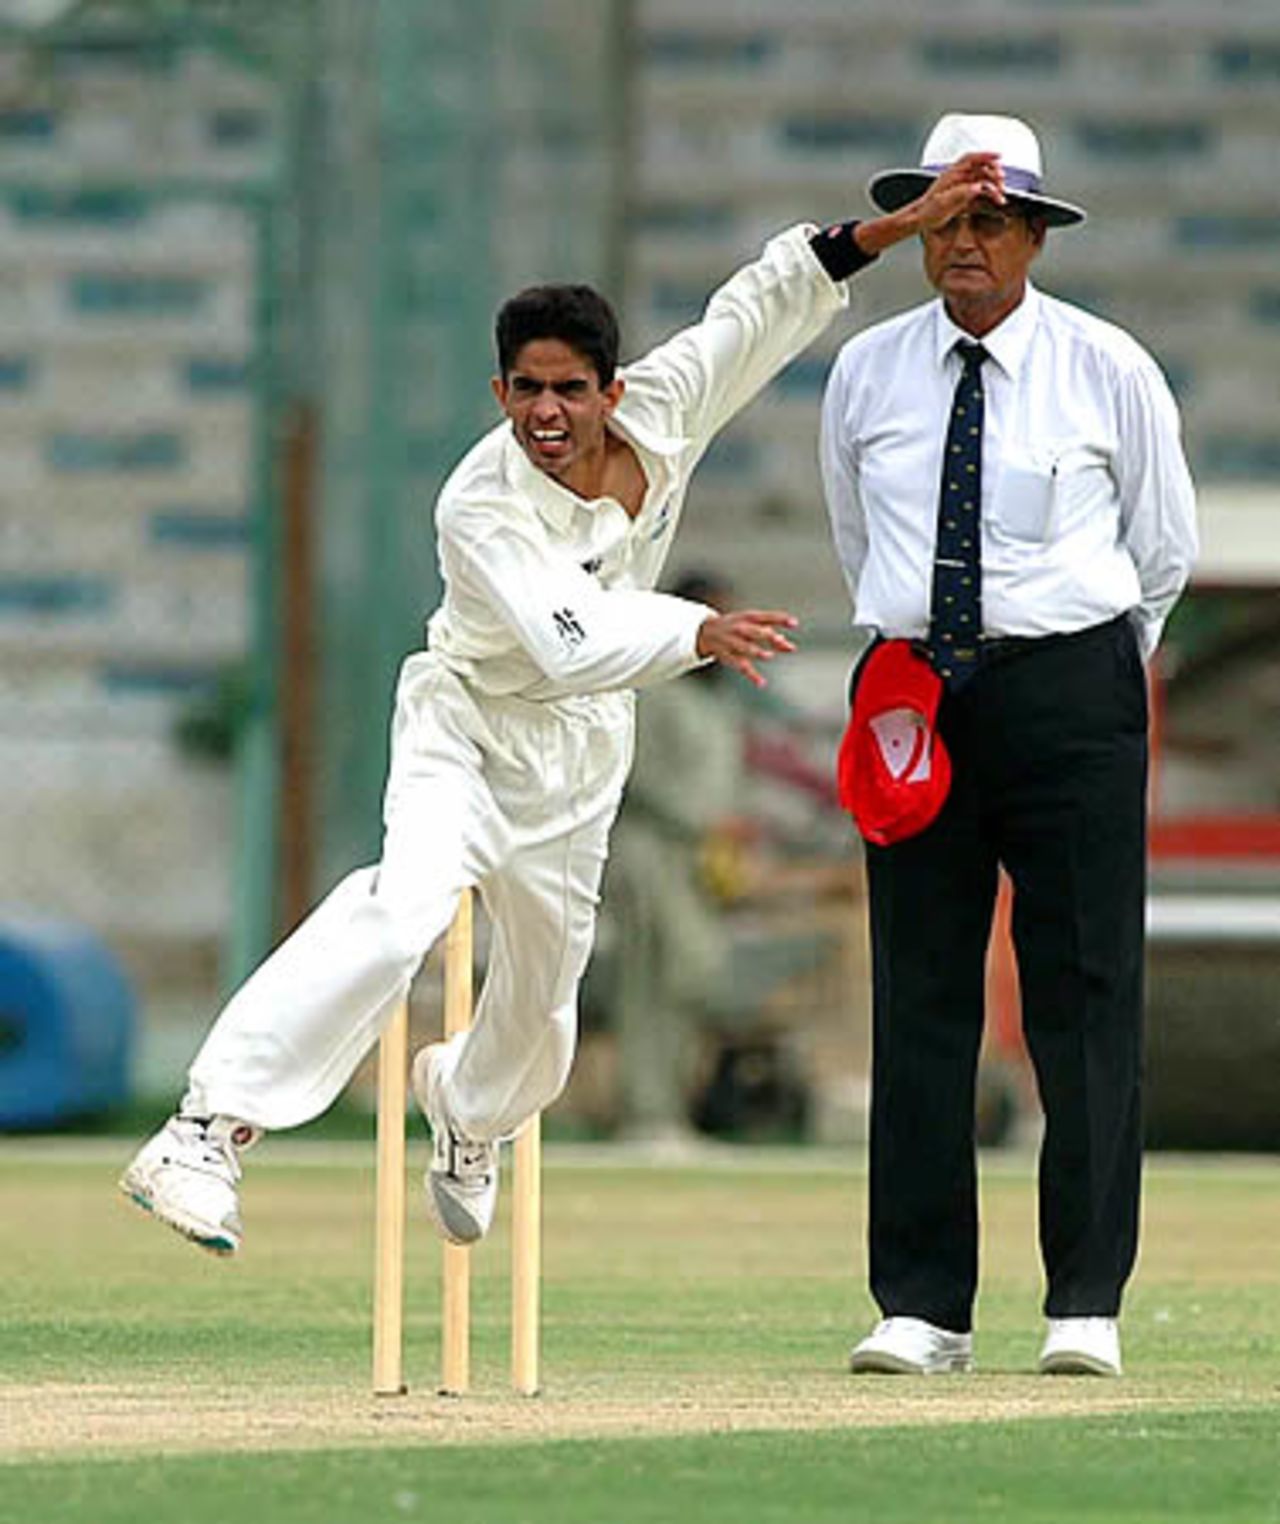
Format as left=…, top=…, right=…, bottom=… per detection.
left=2, top=1140, right=1277, bottom=1523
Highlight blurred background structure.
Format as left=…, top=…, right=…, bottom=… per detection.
left=1, top=0, right=1276, bottom=1145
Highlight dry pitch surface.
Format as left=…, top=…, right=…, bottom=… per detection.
left=4, top=1372, right=1226, bottom=1458
left=3, top=1141, right=1277, bottom=1460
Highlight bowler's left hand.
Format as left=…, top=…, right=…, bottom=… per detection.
left=696, top=609, right=798, bottom=688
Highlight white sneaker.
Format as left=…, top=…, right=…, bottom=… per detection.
left=119, top=1115, right=259, bottom=1256
left=411, top=1044, right=499, bottom=1246
left=849, top=1316, right=973, bottom=1375
left=1039, top=1316, right=1122, bottom=1376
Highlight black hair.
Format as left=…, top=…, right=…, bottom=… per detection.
left=495, top=284, right=621, bottom=386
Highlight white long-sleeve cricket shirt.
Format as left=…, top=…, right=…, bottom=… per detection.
left=426, top=224, right=850, bottom=702
left=819, top=282, right=1198, bottom=659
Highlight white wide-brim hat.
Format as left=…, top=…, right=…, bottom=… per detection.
left=868, top=113, right=1086, bottom=228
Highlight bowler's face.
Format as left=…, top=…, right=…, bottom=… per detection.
left=493, top=340, right=623, bottom=485
left=922, top=199, right=1045, bottom=332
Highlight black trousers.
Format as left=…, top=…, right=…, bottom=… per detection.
left=862, top=615, right=1148, bottom=1331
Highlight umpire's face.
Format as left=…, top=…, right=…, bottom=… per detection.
left=922, top=198, right=1046, bottom=333
left=493, top=339, right=625, bottom=489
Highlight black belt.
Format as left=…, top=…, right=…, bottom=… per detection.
left=976, top=613, right=1130, bottom=664
left=853, top=616, right=1131, bottom=702
left=976, top=633, right=1039, bottom=661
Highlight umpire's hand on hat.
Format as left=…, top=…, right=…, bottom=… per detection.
left=856, top=151, right=1007, bottom=258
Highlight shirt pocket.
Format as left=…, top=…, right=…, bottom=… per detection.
left=1043, top=443, right=1113, bottom=537
left=990, top=450, right=1056, bottom=543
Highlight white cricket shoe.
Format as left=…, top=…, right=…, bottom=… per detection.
left=119, top=1115, right=258, bottom=1256
left=849, top=1316, right=974, bottom=1375
left=1039, top=1316, right=1122, bottom=1376
left=411, top=1043, right=499, bottom=1246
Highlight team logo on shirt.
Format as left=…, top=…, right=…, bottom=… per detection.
left=648, top=501, right=673, bottom=541
left=552, top=607, right=586, bottom=649
left=581, top=556, right=603, bottom=575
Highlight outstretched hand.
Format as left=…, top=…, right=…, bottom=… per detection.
left=696, top=608, right=798, bottom=688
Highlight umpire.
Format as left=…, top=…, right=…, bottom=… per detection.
left=820, top=114, right=1197, bottom=1377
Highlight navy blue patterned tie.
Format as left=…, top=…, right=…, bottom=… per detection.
left=928, top=340, right=988, bottom=690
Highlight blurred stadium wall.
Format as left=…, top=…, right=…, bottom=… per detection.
left=0, top=1, right=623, bottom=1059
left=1, top=0, right=1276, bottom=1125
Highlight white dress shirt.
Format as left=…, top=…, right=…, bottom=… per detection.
left=820, top=282, right=1198, bottom=658
left=426, top=224, right=848, bottom=702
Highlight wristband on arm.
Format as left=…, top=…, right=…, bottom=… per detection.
left=809, top=220, right=879, bottom=282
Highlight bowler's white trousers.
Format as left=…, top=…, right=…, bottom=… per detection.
left=183, top=652, right=633, bottom=1141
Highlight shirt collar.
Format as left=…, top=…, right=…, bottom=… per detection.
left=503, top=428, right=579, bottom=534
left=611, top=379, right=689, bottom=460
left=934, top=281, right=1041, bottom=381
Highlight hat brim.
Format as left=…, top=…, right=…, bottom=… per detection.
left=868, top=168, right=1086, bottom=228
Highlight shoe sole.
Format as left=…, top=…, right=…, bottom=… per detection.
left=117, top=1176, right=239, bottom=1257
left=1039, top=1352, right=1120, bottom=1377
left=422, top=1176, right=484, bottom=1247
left=849, top=1351, right=973, bottom=1375
left=412, top=1044, right=490, bottom=1247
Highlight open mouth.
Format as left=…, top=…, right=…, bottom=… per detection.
left=528, top=427, right=571, bottom=458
